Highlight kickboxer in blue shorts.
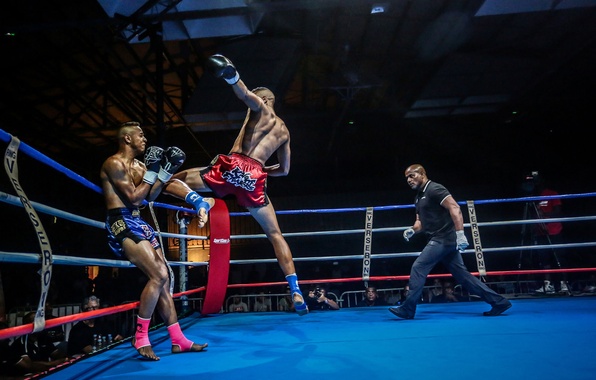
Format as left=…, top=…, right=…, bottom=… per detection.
left=101, top=121, right=212, bottom=360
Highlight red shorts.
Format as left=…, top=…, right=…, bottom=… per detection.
left=200, top=153, right=268, bottom=208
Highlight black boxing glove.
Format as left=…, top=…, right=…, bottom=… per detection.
left=158, top=146, right=186, bottom=183
left=143, top=146, right=164, bottom=185
left=206, top=54, right=240, bottom=85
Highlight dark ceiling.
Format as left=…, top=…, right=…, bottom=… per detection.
left=1, top=0, right=595, bottom=201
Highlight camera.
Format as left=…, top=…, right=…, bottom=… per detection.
left=313, top=287, right=323, bottom=298
left=521, top=171, right=540, bottom=194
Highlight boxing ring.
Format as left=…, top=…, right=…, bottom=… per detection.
left=2, top=128, right=596, bottom=379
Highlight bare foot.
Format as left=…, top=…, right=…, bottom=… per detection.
left=132, top=337, right=159, bottom=361
left=197, top=198, right=215, bottom=228
left=172, top=342, right=208, bottom=353
left=293, top=292, right=305, bottom=306
left=293, top=292, right=309, bottom=316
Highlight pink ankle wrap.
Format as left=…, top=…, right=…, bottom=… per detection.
left=134, top=316, right=151, bottom=349
left=168, top=323, right=194, bottom=351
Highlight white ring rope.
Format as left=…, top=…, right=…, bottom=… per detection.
left=4, top=127, right=596, bottom=354
left=0, top=191, right=208, bottom=241
left=4, top=184, right=596, bottom=269
left=4, top=188, right=595, bottom=241
left=0, top=251, right=207, bottom=267
left=3, top=188, right=596, bottom=267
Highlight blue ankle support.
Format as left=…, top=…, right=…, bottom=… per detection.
left=285, top=273, right=299, bottom=293
left=197, top=201, right=211, bottom=212
left=185, top=191, right=211, bottom=212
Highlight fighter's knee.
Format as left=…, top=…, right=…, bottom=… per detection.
left=149, top=268, right=170, bottom=285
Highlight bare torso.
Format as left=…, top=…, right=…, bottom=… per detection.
left=100, top=153, right=145, bottom=209
left=229, top=106, right=289, bottom=165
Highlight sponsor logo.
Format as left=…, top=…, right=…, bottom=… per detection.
left=144, top=146, right=163, bottom=165
left=141, top=225, right=152, bottom=237
left=110, top=220, right=126, bottom=235
left=213, top=238, right=230, bottom=244
left=222, top=166, right=257, bottom=191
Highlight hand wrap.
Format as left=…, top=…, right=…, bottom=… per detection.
left=403, top=227, right=415, bottom=242
left=456, top=230, right=469, bottom=252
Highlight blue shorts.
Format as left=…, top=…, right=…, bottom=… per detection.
left=105, top=208, right=160, bottom=258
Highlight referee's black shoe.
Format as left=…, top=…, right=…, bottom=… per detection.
left=483, top=300, right=512, bottom=316
left=388, top=306, right=414, bottom=319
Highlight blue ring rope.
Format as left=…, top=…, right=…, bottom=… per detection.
left=3, top=128, right=596, bottom=217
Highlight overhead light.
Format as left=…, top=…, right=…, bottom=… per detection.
left=371, top=3, right=388, bottom=14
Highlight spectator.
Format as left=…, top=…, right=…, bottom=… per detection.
left=277, top=287, right=295, bottom=312
left=92, top=266, right=117, bottom=306
left=306, top=287, right=339, bottom=311
left=431, top=281, right=467, bottom=303
left=427, top=278, right=444, bottom=303
left=357, top=287, right=388, bottom=307
left=253, top=292, right=272, bottom=312
left=228, top=295, right=248, bottom=313
left=67, top=296, right=123, bottom=357
left=7, top=313, right=69, bottom=377
left=398, top=285, right=411, bottom=305
left=529, top=174, right=569, bottom=294
left=38, top=303, right=68, bottom=360
left=384, top=290, right=401, bottom=306
left=1, top=320, right=27, bottom=377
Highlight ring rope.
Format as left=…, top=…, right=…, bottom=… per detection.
left=0, top=284, right=207, bottom=341
left=2, top=240, right=595, bottom=268
left=2, top=126, right=595, bottom=224
left=0, top=128, right=198, bottom=215
left=0, top=190, right=208, bottom=241
left=226, top=192, right=596, bottom=217
left=3, top=128, right=596, bottom=340
left=0, top=251, right=207, bottom=267
left=5, top=188, right=595, bottom=242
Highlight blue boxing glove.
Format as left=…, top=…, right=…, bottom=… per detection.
left=206, top=54, right=240, bottom=85
left=143, top=146, right=164, bottom=185
left=456, top=230, right=469, bottom=252
left=157, top=146, right=186, bottom=183
left=403, top=227, right=415, bottom=242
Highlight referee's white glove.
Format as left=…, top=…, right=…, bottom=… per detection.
left=456, top=230, right=469, bottom=252
left=403, top=228, right=415, bottom=242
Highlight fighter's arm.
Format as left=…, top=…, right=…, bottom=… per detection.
left=146, top=180, right=166, bottom=202
left=264, top=139, right=291, bottom=177
left=205, top=54, right=263, bottom=111
left=231, top=79, right=263, bottom=112
left=102, top=157, right=153, bottom=207
left=132, top=159, right=166, bottom=203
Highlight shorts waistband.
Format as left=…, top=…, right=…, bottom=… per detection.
left=228, top=152, right=264, bottom=167
left=107, top=208, right=141, bottom=217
